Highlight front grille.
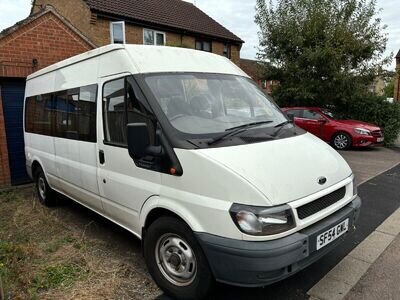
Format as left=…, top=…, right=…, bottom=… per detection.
left=297, top=187, right=346, bottom=220
left=371, top=130, right=384, bottom=137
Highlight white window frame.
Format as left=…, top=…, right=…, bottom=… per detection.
left=143, top=28, right=166, bottom=46
left=110, top=21, right=126, bottom=44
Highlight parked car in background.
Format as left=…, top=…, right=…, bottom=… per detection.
left=282, top=107, right=384, bottom=150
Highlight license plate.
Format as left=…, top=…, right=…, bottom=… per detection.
left=377, top=137, right=384, bottom=143
left=316, top=219, right=349, bottom=250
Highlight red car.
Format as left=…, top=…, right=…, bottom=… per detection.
left=281, top=107, right=384, bottom=150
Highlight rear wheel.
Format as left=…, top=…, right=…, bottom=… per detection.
left=332, top=133, right=351, bottom=150
left=34, top=167, right=56, bottom=206
left=144, top=216, right=214, bottom=300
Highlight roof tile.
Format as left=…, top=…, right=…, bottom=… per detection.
left=84, top=0, right=243, bottom=43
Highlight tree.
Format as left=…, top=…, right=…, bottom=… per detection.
left=255, top=0, right=391, bottom=107
left=384, top=78, right=394, bottom=98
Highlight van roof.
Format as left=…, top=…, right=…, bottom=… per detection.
left=27, top=44, right=249, bottom=80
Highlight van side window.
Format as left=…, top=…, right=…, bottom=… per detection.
left=103, top=78, right=126, bottom=145
left=25, top=84, right=97, bottom=142
left=103, top=76, right=153, bottom=146
left=25, top=94, right=54, bottom=135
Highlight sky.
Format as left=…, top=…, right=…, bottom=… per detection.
left=0, top=0, right=399, bottom=69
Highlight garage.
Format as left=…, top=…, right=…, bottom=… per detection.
left=0, top=79, right=29, bottom=184
left=0, top=6, right=94, bottom=186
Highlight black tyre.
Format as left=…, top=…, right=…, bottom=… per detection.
left=332, top=132, right=352, bottom=150
left=144, top=216, right=214, bottom=300
left=34, top=167, right=56, bottom=206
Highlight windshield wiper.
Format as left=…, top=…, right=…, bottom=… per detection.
left=273, top=120, right=292, bottom=137
left=208, top=121, right=273, bottom=146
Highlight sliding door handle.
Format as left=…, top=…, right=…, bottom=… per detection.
left=99, top=150, right=105, bottom=164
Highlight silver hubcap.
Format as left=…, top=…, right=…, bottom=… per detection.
left=334, top=134, right=349, bottom=149
left=38, top=176, right=46, bottom=200
left=155, top=234, right=197, bottom=286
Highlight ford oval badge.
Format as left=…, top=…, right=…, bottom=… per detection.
left=318, top=177, right=327, bottom=185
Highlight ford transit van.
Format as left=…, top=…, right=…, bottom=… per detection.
left=24, top=44, right=361, bottom=300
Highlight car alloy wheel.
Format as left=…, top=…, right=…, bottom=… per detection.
left=155, top=233, right=197, bottom=287
left=334, top=134, right=349, bottom=150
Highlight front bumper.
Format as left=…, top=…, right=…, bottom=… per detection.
left=353, top=135, right=384, bottom=147
left=196, top=197, right=361, bottom=287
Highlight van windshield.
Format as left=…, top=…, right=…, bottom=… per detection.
left=144, top=73, right=287, bottom=135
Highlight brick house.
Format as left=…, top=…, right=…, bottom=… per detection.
left=31, top=0, right=244, bottom=65
left=240, top=59, right=276, bottom=95
left=0, top=7, right=94, bottom=185
left=395, top=50, right=400, bottom=102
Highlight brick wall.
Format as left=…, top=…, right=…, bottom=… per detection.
left=0, top=11, right=93, bottom=186
left=32, top=0, right=241, bottom=65
left=87, top=17, right=241, bottom=64
left=0, top=13, right=93, bottom=78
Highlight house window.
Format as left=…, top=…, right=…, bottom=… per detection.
left=143, top=28, right=166, bottom=46
left=110, top=21, right=126, bottom=44
left=195, top=40, right=212, bottom=52
left=223, top=43, right=231, bottom=58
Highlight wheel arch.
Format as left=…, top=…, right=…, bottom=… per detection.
left=30, top=158, right=52, bottom=185
left=31, top=160, right=42, bottom=178
left=140, top=196, right=204, bottom=236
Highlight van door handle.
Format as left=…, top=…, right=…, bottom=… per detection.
left=99, top=150, right=105, bottom=164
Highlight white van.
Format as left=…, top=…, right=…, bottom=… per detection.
left=24, top=44, right=361, bottom=300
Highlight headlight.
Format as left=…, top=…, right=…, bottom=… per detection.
left=353, top=176, right=358, bottom=196
left=354, top=128, right=371, bottom=136
left=230, top=204, right=295, bottom=236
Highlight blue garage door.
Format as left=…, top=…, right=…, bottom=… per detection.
left=1, top=80, right=31, bottom=185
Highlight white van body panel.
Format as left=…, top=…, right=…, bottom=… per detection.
left=25, top=72, right=56, bottom=97
left=125, top=45, right=249, bottom=77
left=197, top=133, right=352, bottom=206
left=27, top=44, right=248, bottom=81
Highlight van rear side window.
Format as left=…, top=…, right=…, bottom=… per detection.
left=25, top=84, right=97, bottom=142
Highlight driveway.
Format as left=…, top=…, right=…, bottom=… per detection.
left=1, top=147, right=400, bottom=299
left=340, top=147, right=400, bottom=184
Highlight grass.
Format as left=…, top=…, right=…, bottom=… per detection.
left=0, top=186, right=160, bottom=299
left=31, top=262, right=88, bottom=292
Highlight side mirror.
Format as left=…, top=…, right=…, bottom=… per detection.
left=287, top=113, right=295, bottom=122
left=127, top=123, right=163, bottom=160
left=318, top=119, right=328, bottom=124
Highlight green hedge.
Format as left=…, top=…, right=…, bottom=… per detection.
left=336, top=95, right=400, bottom=146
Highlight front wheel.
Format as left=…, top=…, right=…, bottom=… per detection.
left=332, top=133, right=352, bottom=150
left=144, top=216, right=214, bottom=300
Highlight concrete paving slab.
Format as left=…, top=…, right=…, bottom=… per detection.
left=306, top=165, right=400, bottom=300
left=376, top=208, right=400, bottom=237
left=345, top=235, right=400, bottom=300
left=326, top=256, right=371, bottom=286
left=308, top=275, right=352, bottom=300
left=348, top=231, right=394, bottom=264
